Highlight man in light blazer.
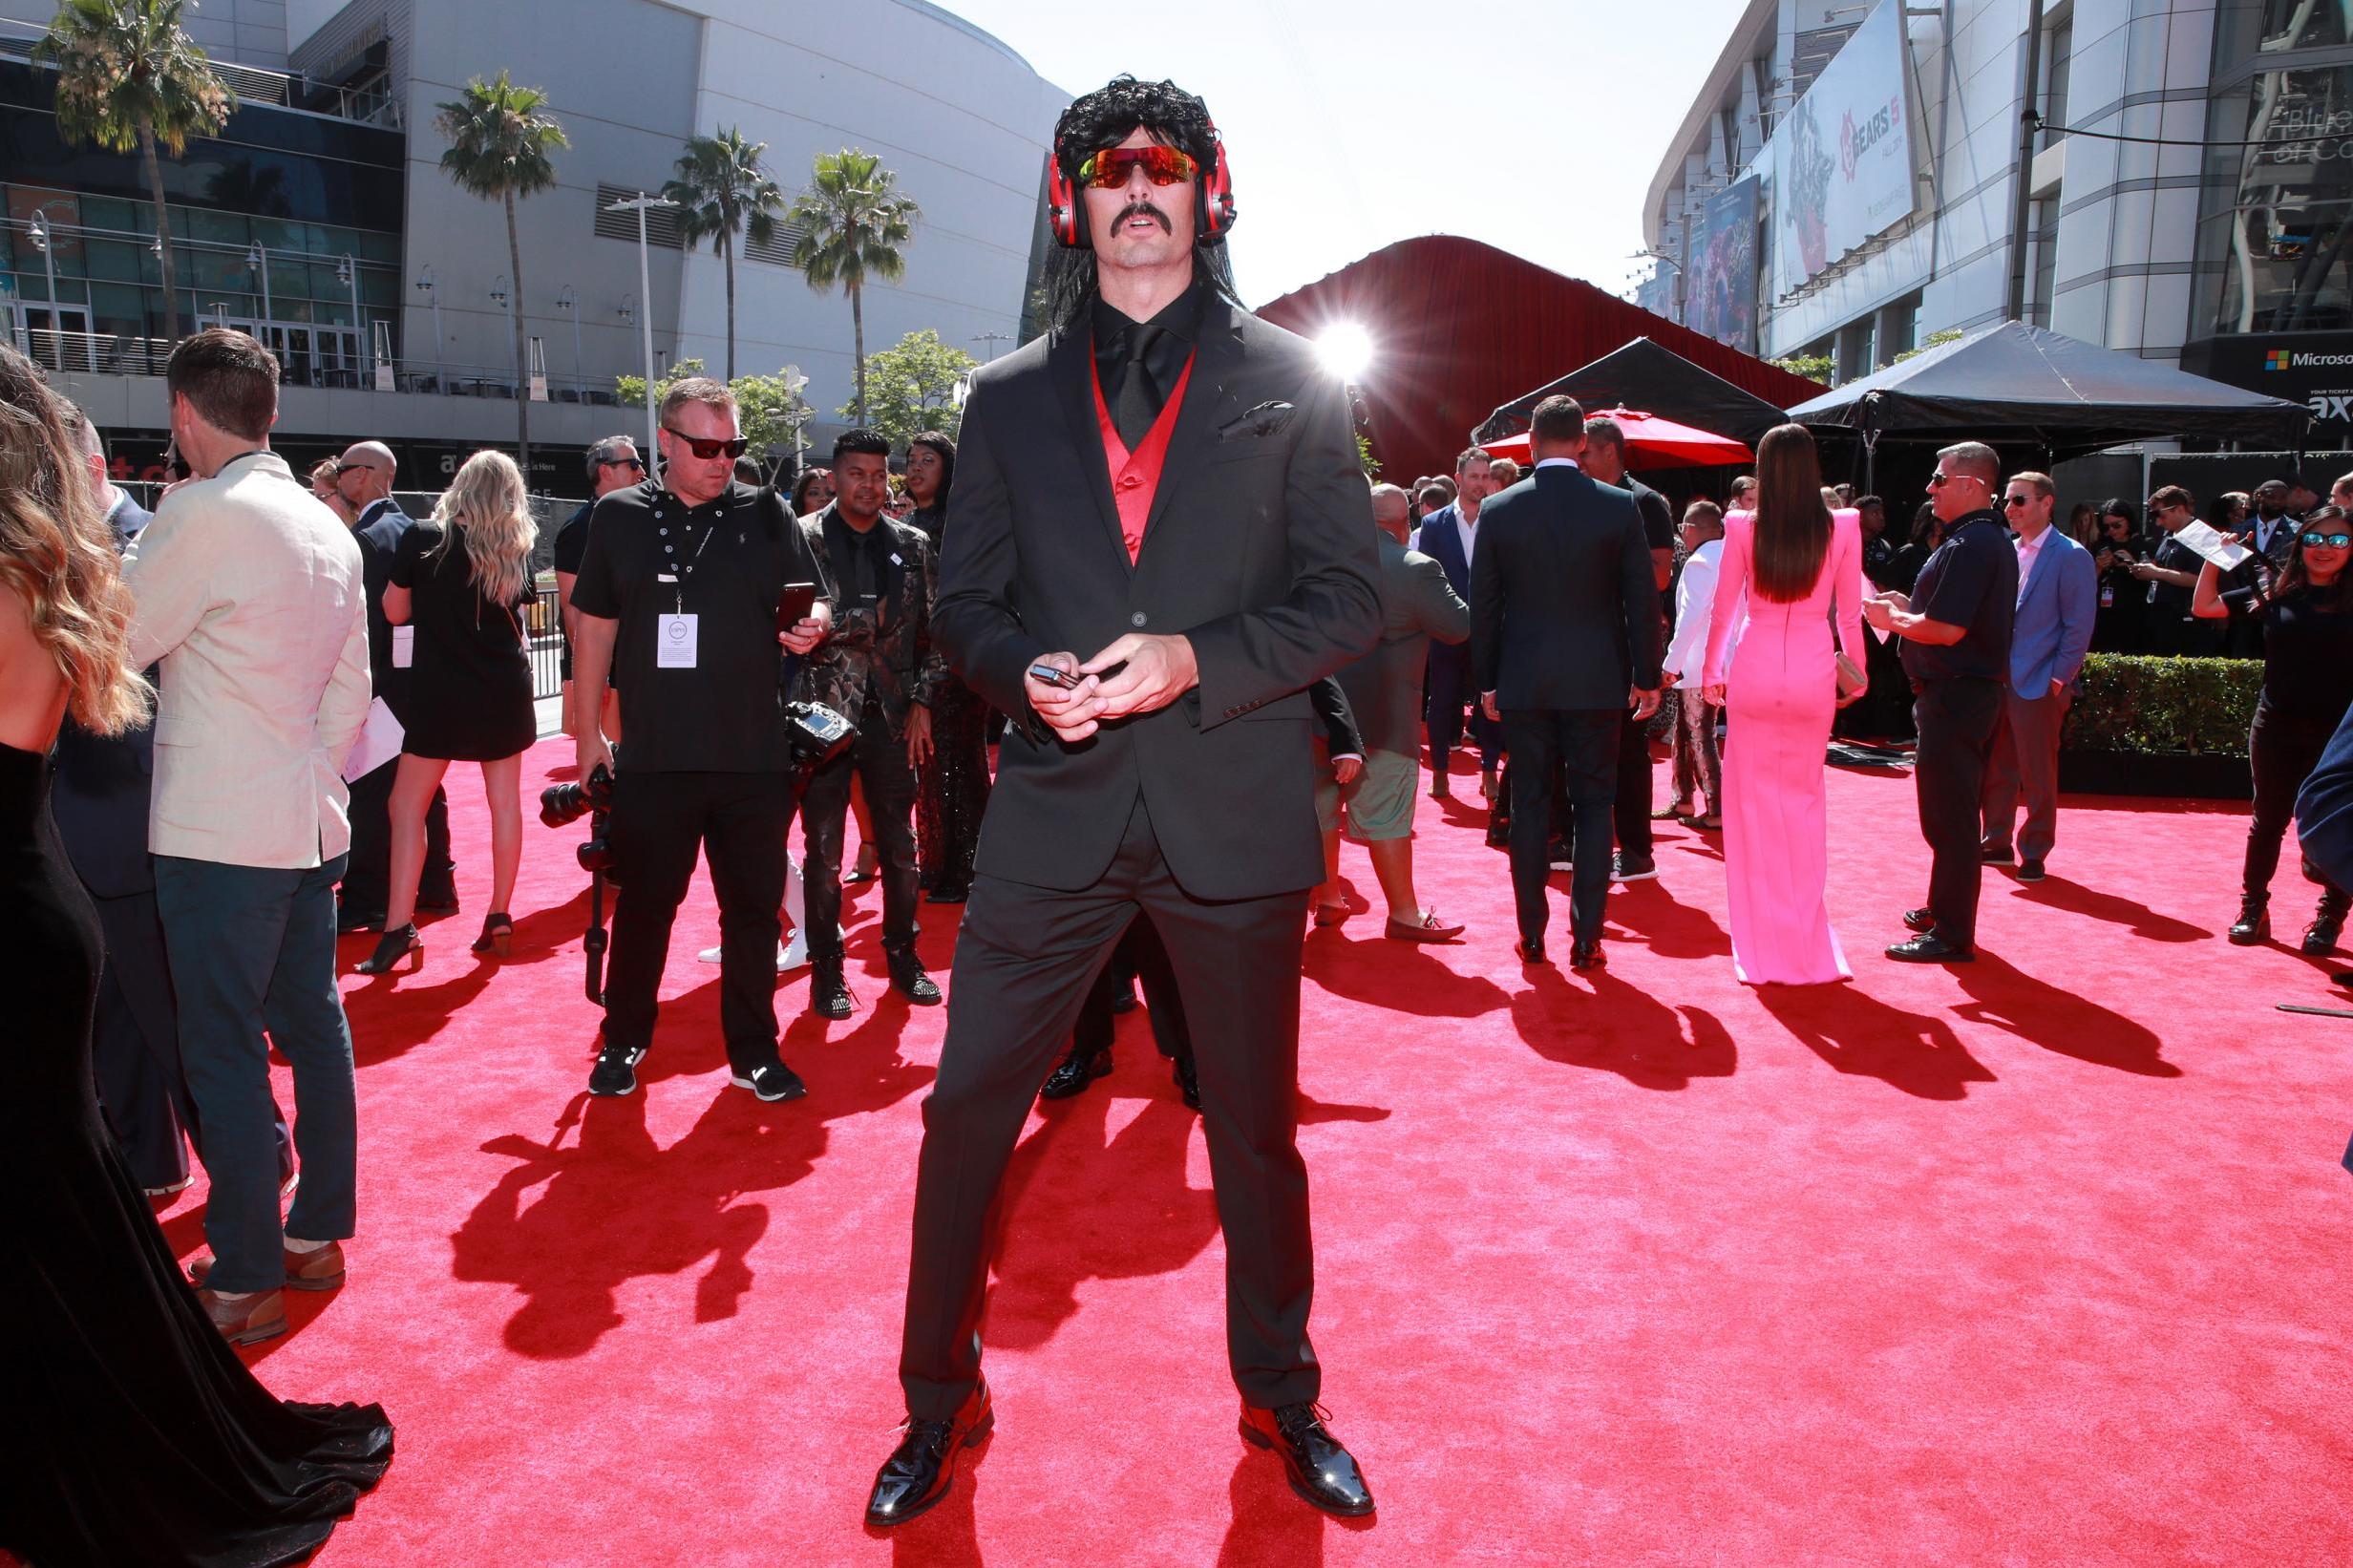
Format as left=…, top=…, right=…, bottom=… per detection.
left=123, top=329, right=373, bottom=1347
left=1980, top=469, right=2095, bottom=882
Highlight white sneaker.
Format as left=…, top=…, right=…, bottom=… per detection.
left=696, top=930, right=821, bottom=973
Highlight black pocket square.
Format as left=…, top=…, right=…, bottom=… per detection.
left=1218, top=400, right=1296, bottom=442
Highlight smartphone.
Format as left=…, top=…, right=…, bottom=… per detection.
left=1028, top=661, right=1082, bottom=689
left=775, top=583, right=818, bottom=631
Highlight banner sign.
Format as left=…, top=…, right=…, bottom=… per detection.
left=1766, top=0, right=1918, bottom=299
left=2188, top=332, right=2353, bottom=434
left=1686, top=175, right=1761, bottom=354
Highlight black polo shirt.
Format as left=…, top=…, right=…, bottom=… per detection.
left=1900, top=509, right=2017, bottom=684
left=570, top=479, right=828, bottom=773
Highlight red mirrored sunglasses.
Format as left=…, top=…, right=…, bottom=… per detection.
left=1077, top=144, right=1198, bottom=189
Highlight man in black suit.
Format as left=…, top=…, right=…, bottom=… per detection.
left=1574, top=415, right=1678, bottom=880
left=334, top=441, right=456, bottom=931
left=1471, top=395, right=1662, bottom=972
left=53, top=410, right=292, bottom=1194
left=865, top=74, right=1382, bottom=1527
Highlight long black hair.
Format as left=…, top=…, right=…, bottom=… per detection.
left=1042, top=75, right=1241, bottom=338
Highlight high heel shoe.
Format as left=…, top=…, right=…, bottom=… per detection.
left=353, top=923, right=421, bottom=975
left=472, top=911, right=514, bottom=958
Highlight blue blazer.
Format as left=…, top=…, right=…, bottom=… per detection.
left=1417, top=502, right=1473, bottom=599
left=53, top=494, right=158, bottom=898
left=2010, top=527, right=2096, bottom=698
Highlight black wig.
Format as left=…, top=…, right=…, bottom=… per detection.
left=1043, top=74, right=1241, bottom=338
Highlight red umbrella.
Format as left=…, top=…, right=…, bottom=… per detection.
left=1480, top=407, right=1750, bottom=470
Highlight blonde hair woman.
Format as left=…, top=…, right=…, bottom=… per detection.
left=358, top=449, right=541, bottom=972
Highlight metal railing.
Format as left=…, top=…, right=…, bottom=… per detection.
left=0, top=17, right=401, bottom=129
left=14, top=327, right=625, bottom=405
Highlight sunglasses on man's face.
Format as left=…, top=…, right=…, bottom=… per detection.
left=2001, top=494, right=2034, bottom=509
left=1928, top=472, right=1978, bottom=489
left=2302, top=530, right=2353, bottom=549
left=601, top=455, right=647, bottom=473
left=1077, top=144, right=1198, bottom=189
left=663, top=427, right=749, bottom=461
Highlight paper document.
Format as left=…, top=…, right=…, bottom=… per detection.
left=2173, top=521, right=2253, bottom=573
left=342, top=697, right=404, bottom=782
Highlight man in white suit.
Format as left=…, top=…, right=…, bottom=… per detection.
left=124, top=329, right=373, bottom=1346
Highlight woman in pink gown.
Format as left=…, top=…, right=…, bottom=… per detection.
left=1701, top=424, right=1867, bottom=985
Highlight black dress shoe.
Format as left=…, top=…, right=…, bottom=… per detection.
left=925, top=884, right=969, bottom=905
left=417, top=896, right=461, bottom=917
left=1173, top=1054, right=1199, bottom=1111
left=1902, top=906, right=1936, bottom=934
left=1569, top=940, right=1605, bottom=972
left=1039, top=1049, right=1111, bottom=1100
left=336, top=904, right=384, bottom=935
left=1109, top=985, right=1139, bottom=1016
left=1980, top=845, right=2014, bottom=866
left=810, top=961, right=855, bottom=1020
left=1516, top=938, right=1545, bottom=964
left=866, top=1383, right=992, bottom=1528
left=2229, top=895, right=2270, bottom=945
left=1886, top=933, right=1973, bottom=963
left=1239, top=1401, right=1374, bottom=1518
left=2017, top=858, right=2046, bottom=883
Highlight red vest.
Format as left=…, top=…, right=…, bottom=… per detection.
left=1091, top=350, right=1196, bottom=564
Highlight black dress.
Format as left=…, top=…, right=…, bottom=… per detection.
left=0, top=741, right=392, bottom=1566
left=908, top=503, right=991, bottom=897
left=391, top=521, right=539, bottom=761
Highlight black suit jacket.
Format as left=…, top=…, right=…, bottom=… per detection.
left=353, top=498, right=416, bottom=721
left=1470, top=465, right=1662, bottom=710
left=935, top=293, right=1381, bottom=900
left=53, top=494, right=158, bottom=897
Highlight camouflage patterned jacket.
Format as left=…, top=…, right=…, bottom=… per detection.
left=794, top=506, right=949, bottom=741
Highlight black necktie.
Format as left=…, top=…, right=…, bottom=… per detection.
left=1112, top=323, right=1167, bottom=450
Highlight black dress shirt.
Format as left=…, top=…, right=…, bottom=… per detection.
left=822, top=504, right=900, bottom=623
left=1900, top=509, right=2018, bottom=684
left=1092, top=283, right=1205, bottom=448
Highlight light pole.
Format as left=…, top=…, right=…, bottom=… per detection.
left=489, top=274, right=514, bottom=386
left=970, top=330, right=1009, bottom=362
left=336, top=254, right=362, bottom=380
left=26, top=213, right=58, bottom=362
left=604, top=191, right=677, bottom=460
left=557, top=285, right=580, bottom=391
left=246, top=244, right=273, bottom=333
left=415, top=265, right=443, bottom=387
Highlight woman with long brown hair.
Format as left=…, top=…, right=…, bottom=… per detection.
left=1700, top=422, right=1868, bottom=984
left=0, top=340, right=392, bottom=1564
left=355, top=449, right=540, bottom=972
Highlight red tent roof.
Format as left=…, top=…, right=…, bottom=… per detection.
left=1254, top=235, right=1824, bottom=484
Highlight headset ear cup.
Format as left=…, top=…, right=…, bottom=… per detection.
left=1198, top=128, right=1237, bottom=240
left=1047, top=146, right=1088, bottom=249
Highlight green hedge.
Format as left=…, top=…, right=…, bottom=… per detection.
left=2062, top=654, right=2263, bottom=756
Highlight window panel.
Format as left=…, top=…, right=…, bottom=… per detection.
left=2201, top=63, right=2353, bottom=334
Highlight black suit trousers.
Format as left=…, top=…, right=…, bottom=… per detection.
left=900, top=795, right=1317, bottom=1419
left=89, top=888, right=188, bottom=1189
left=1071, top=917, right=1191, bottom=1062
left=800, top=702, right=922, bottom=964
left=1913, top=678, right=2005, bottom=948
left=342, top=757, right=455, bottom=913
left=1423, top=644, right=1499, bottom=774
left=603, top=770, right=789, bottom=1071
left=1502, top=710, right=1620, bottom=946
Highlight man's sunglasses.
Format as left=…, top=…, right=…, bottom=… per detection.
left=600, top=453, right=646, bottom=472
left=662, top=427, right=749, bottom=461
left=2001, top=494, right=2035, bottom=509
left=1927, top=472, right=1980, bottom=488
left=1076, top=144, right=1198, bottom=189
left=2302, top=530, right=2353, bottom=549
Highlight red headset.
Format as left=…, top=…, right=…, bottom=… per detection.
left=1047, top=122, right=1236, bottom=249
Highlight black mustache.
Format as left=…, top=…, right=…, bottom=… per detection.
left=1115, top=202, right=1173, bottom=234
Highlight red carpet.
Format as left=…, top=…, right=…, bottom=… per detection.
left=159, top=738, right=2353, bottom=1564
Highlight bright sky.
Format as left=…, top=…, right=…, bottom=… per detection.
left=943, top=0, right=1755, bottom=307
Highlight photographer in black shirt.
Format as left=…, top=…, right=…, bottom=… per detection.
left=568, top=379, right=834, bottom=1102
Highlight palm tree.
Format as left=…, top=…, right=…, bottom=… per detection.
left=435, top=71, right=567, bottom=478
left=788, top=149, right=920, bottom=426
left=36, top=0, right=234, bottom=348
left=664, top=126, right=787, bottom=381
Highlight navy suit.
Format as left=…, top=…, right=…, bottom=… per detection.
left=340, top=497, right=456, bottom=919
left=2292, top=712, right=2353, bottom=1177
left=1416, top=502, right=1500, bottom=778
left=53, top=494, right=288, bottom=1188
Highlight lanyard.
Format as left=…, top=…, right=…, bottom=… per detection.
left=660, top=498, right=729, bottom=614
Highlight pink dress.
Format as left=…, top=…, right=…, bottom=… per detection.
left=1702, top=508, right=1867, bottom=985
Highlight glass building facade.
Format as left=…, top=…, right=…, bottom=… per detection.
left=0, top=58, right=403, bottom=381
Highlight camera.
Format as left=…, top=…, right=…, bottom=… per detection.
left=540, top=763, right=616, bottom=873
left=785, top=700, right=855, bottom=772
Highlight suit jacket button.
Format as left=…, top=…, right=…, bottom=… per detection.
left=1130, top=611, right=1146, bottom=627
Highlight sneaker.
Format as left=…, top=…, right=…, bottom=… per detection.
left=1612, top=852, right=1659, bottom=881
left=1547, top=838, right=1573, bottom=869
left=810, top=962, right=855, bottom=1020
left=730, top=1061, right=807, bottom=1102
left=1979, top=845, right=2015, bottom=866
left=888, top=954, right=943, bottom=1006
left=588, top=1040, right=647, bottom=1096
left=2017, top=858, right=2046, bottom=883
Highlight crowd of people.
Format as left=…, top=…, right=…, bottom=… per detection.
left=9, top=65, right=2353, bottom=1568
